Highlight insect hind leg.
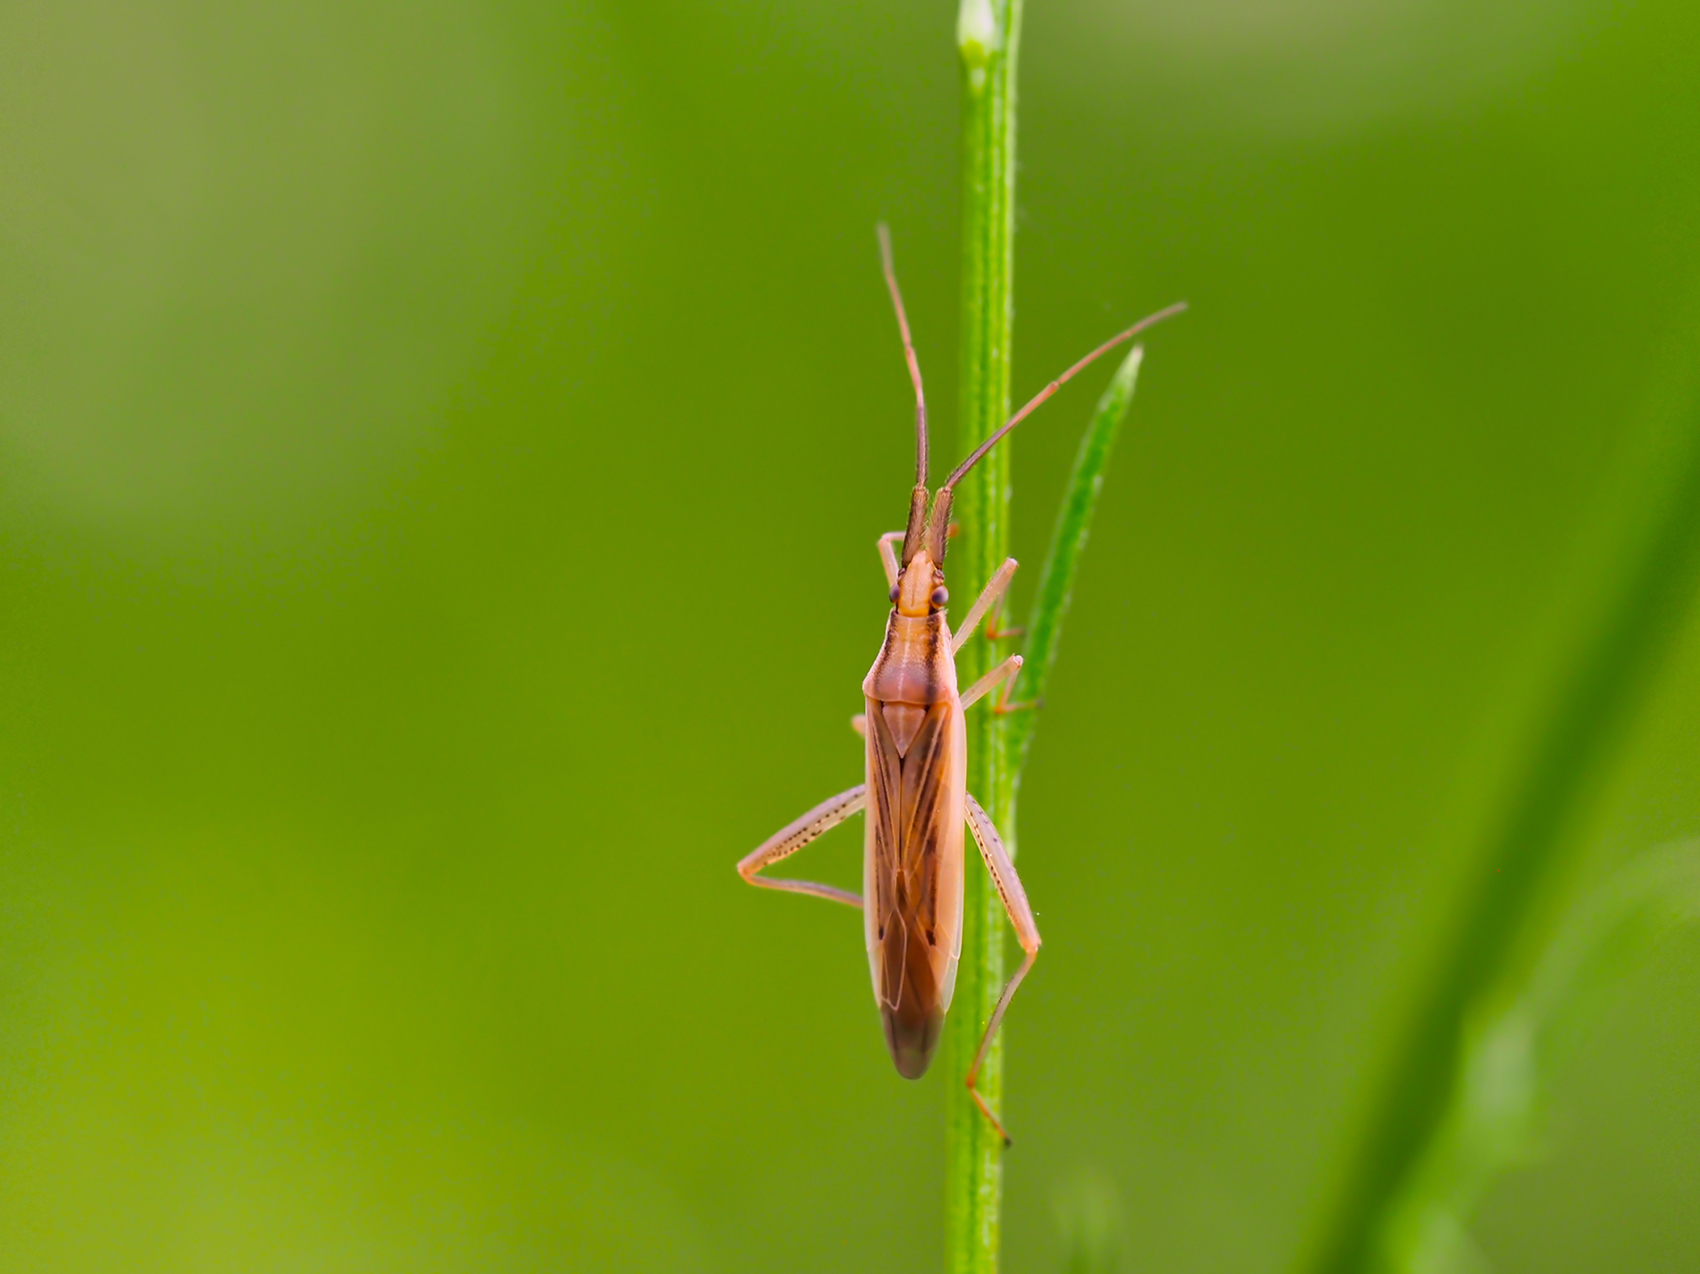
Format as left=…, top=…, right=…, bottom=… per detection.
left=737, top=784, right=867, bottom=909
left=962, top=792, right=1043, bottom=1146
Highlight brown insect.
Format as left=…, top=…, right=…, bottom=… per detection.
left=738, top=226, right=1183, bottom=1143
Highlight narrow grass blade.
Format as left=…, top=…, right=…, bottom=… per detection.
left=1380, top=842, right=1700, bottom=1274
left=1011, top=344, right=1144, bottom=769
left=1303, top=375, right=1700, bottom=1274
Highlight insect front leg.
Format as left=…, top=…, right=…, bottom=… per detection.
left=962, top=792, right=1042, bottom=1146
left=951, top=558, right=1019, bottom=655
left=877, top=531, right=906, bottom=591
left=737, top=785, right=867, bottom=908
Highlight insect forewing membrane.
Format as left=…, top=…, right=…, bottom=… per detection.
left=862, top=610, right=966, bottom=1079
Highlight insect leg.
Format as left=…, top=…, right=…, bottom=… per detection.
left=951, top=558, right=1019, bottom=655
left=877, top=531, right=906, bottom=590
left=991, top=664, right=1042, bottom=717
left=962, top=792, right=1042, bottom=1146
left=851, top=713, right=868, bottom=738
left=959, top=654, right=1023, bottom=711
left=982, top=591, right=1024, bottom=641
left=737, top=784, right=867, bottom=908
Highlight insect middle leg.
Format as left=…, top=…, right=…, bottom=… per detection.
left=962, top=792, right=1042, bottom=1146
left=982, top=590, right=1024, bottom=641
left=960, top=654, right=1023, bottom=711
left=960, top=653, right=1040, bottom=716
left=737, top=785, right=867, bottom=908
left=952, top=558, right=1019, bottom=655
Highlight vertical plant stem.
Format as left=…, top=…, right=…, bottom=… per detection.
left=948, top=1, right=1022, bottom=1271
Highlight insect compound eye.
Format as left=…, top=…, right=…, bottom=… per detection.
left=889, top=583, right=902, bottom=602
left=931, top=586, right=949, bottom=607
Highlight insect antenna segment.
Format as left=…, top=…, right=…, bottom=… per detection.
left=942, top=300, right=1189, bottom=492
left=876, top=223, right=928, bottom=490
left=922, top=299, right=1188, bottom=564
left=875, top=223, right=1185, bottom=573
left=876, top=224, right=934, bottom=568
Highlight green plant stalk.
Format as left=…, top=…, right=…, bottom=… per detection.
left=947, top=0, right=1022, bottom=1271
left=1010, top=345, right=1144, bottom=771
left=1304, top=384, right=1700, bottom=1274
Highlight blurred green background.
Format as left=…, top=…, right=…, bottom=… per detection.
left=3, top=0, right=1699, bottom=1270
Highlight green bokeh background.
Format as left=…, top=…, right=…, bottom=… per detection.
left=3, top=1, right=1699, bottom=1270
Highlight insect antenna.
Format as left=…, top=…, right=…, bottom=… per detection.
left=877, top=223, right=934, bottom=566
left=926, top=300, right=1187, bottom=560
left=943, top=301, right=1187, bottom=493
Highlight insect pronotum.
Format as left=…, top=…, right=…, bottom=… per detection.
left=738, top=225, right=1184, bottom=1144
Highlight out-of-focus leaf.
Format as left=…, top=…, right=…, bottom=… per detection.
left=1054, top=1169, right=1127, bottom=1274
left=1378, top=842, right=1700, bottom=1274
left=1305, top=359, right=1700, bottom=1274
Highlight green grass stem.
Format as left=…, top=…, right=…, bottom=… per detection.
left=947, top=0, right=1022, bottom=1270
left=945, top=7, right=1163, bottom=1268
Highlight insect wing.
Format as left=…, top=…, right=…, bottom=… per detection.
left=864, top=695, right=966, bottom=1079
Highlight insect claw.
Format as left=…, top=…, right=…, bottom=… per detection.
left=992, top=696, right=1043, bottom=716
